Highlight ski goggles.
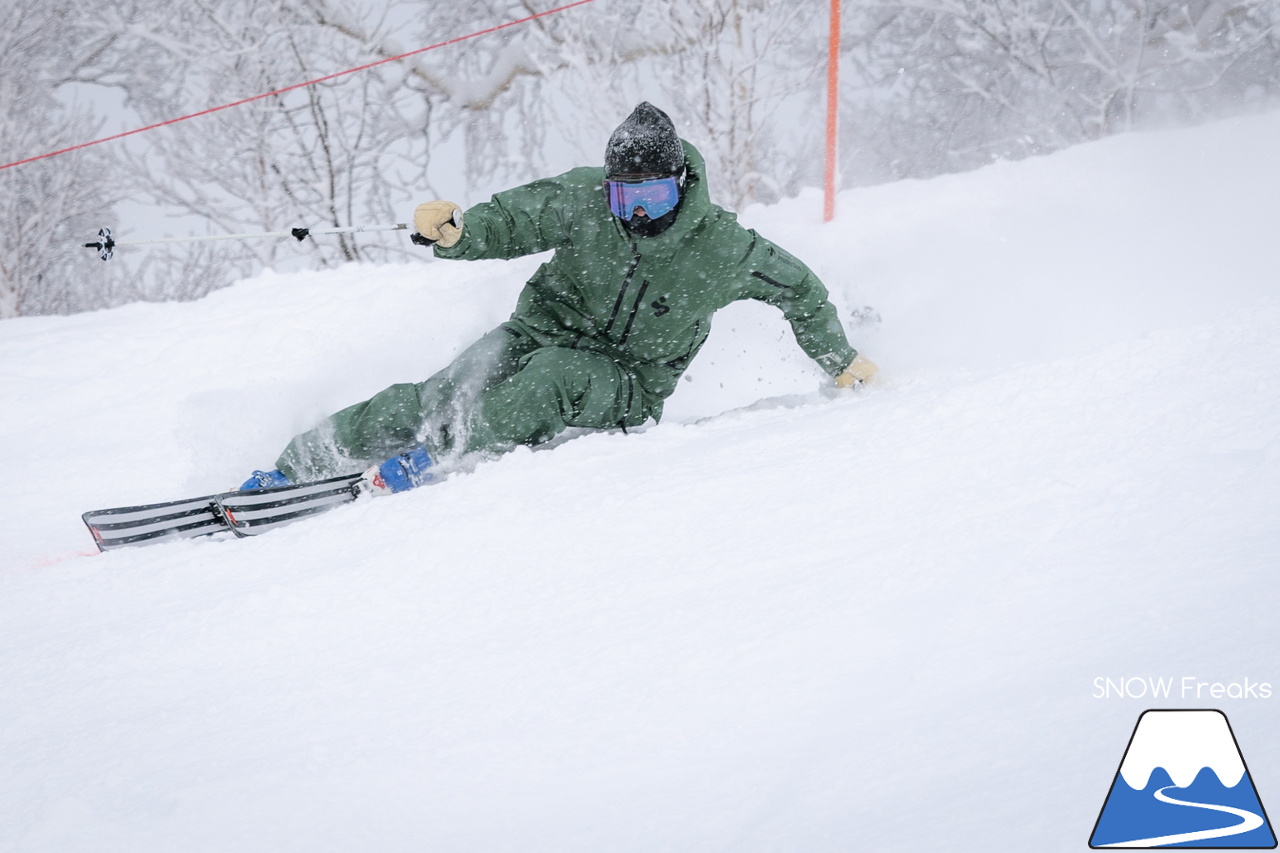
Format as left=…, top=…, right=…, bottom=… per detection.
left=604, top=176, right=681, bottom=221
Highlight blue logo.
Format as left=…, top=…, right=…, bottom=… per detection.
left=1090, top=710, right=1276, bottom=848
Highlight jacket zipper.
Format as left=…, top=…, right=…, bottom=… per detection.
left=605, top=241, right=643, bottom=339
left=617, top=278, right=649, bottom=346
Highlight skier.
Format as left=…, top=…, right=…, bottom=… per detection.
left=241, top=102, right=878, bottom=494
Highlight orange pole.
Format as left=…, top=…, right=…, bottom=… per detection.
left=823, top=0, right=840, bottom=222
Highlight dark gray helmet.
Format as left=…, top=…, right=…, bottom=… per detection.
left=605, top=102, right=685, bottom=179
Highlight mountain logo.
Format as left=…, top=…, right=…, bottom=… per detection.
left=1090, top=709, right=1276, bottom=848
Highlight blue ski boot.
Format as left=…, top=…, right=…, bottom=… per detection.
left=361, top=446, right=434, bottom=495
left=239, top=469, right=292, bottom=491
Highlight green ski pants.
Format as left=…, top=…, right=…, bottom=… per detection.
left=276, top=323, right=652, bottom=481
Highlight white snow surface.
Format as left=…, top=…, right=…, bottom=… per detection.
left=2, top=112, right=1279, bottom=851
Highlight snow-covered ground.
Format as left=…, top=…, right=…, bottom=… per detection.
left=2, top=111, right=1278, bottom=851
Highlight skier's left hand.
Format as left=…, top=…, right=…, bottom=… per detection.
left=835, top=353, right=879, bottom=388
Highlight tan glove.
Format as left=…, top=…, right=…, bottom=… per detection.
left=413, top=201, right=463, bottom=248
left=834, top=353, right=879, bottom=388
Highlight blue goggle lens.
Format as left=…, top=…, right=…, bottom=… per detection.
left=605, top=177, right=680, bottom=221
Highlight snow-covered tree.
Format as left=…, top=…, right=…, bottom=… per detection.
left=0, top=1, right=120, bottom=317
left=839, top=0, right=1280, bottom=182
left=2, top=0, right=1278, bottom=315
left=87, top=0, right=430, bottom=270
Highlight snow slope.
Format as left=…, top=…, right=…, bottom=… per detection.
left=2, top=112, right=1279, bottom=851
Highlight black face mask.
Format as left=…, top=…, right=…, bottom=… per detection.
left=621, top=201, right=680, bottom=237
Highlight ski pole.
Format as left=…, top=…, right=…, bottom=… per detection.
left=83, top=222, right=410, bottom=261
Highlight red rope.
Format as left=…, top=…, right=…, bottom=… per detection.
left=0, top=0, right=598, bottom=173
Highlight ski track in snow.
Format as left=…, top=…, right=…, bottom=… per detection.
left=1, top=112, right=1279, bottom=851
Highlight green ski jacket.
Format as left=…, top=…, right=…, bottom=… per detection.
left=436, top=140, right=857, bottom=420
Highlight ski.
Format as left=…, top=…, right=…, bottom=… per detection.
left=214, top=474, right=365, bottom=537
left=83, top=474, right=368, bottom=551
left=83, top=493, right=227, bottom=551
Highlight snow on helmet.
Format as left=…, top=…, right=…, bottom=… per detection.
left=605, top=102, right=685, bottom=179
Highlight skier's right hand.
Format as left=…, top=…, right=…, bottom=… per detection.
left=413, top=201, right=463, bottom=248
